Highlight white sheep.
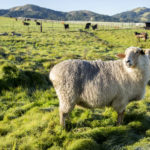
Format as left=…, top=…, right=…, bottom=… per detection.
left=50, top=47, right=150, bottom=127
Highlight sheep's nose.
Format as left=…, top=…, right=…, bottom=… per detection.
left=126, top=60, right=130, bottom=63
left=126, top=60, right=132, bottom=67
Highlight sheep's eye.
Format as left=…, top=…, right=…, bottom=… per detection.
left=136, top=51, right=139, bottom=54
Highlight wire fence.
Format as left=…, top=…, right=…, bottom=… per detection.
left=0, top=17, right=146, bottom=33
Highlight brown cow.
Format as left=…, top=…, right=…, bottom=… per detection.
left=134, top=32, right=148, bottom=42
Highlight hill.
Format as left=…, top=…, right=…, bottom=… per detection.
left=1, top=5, right=150, bottom=22
left=1, top=4, right=67, bottom=20
left=66, top=10, right=119, bottom=21
left=113, top=7, right=150, bottom=22
left=0, top=4, right=119, bottom=21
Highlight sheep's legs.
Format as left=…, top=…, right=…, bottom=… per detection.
left=117, top=110, right=125, bottom=125
left=59, top=104, right=75, bottom=128
left=60, top=111, right=69, bottom=127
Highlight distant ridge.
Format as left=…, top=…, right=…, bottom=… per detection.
left=0, top=4, right=150, bottom=22
left=113, top=7, right=150, bottom=22
left=0, top=4, right=119, bottom=22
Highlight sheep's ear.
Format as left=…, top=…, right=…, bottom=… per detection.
left=140, top=50, right=145, bottom=55
left=116, top=54, right=126, bottom=59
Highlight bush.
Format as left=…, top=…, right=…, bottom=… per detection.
left=67, top=138, right=99, bottom=150
left=0, top=63, right=50, bottom=91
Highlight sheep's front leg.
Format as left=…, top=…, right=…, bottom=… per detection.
left=60, top=111, right=69, bottom=127
left=117, top=110, right=125, bottom=125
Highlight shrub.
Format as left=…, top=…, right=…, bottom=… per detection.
left=67, top=138, right=99, bottom=150
left=0, top=63, right=50, bottom=91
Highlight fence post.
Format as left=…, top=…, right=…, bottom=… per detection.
left=40, top=22, right=42, bottom=32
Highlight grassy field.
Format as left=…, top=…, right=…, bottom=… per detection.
left=0, top=17, right=150, bottom=150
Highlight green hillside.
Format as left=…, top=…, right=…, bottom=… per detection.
left=2, top=4, right=67, bottom=20
left=1, top=5, right=150, bottom=22
left=0, top=4, right=119, bottom=21
left=66, top=10, right=119, bottom=21
left=113, top=7, right=150, bottom=22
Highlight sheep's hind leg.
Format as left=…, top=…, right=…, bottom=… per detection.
left=117, top=110, right=125, bottom=126
left=57, top=87, right=77, bottom=128
left=59, top=101, right=76, bottom=128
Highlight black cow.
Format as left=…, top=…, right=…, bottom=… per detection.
left=22, top=21, right=30, bottom=26
left=25, top=18, right=31, bottom=21
left=92, top=24, right=98, bottom=30
left=64, top=24, right=69, bottom=30
left=36, top=22, right=41, bottom=25
left=85, top=23, right=91, bottom=29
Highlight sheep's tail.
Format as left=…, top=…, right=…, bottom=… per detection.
left=49, top=67, right=57, bottom=82
left=49, top=70, right=53, bottom=81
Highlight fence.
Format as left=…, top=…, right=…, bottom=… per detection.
left=0, top=17, right=146, bottom=33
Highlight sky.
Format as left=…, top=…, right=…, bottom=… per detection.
left=1, top=0, right=150, bottom=15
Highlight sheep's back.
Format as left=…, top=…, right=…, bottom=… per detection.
left=50, top=59, right=124, bottom=97
left=50, top=59, right=100, bottom=92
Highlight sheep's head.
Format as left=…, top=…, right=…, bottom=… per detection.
left=117, top=47, right=148, bottom=69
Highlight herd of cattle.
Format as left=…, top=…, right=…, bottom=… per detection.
left=22, top=19, right=41, bottom=26
left=64, top=22, right=98, bottom=30
left=22, top=20, right=98, bottom=30
left=0, top=17, right=149, bottom=42
left=13, top=18, right=150, bottom=35
left=18, top=17, right=97, bottom=30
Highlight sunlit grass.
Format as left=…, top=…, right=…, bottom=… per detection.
left=0, top=17, right=150, bottom=149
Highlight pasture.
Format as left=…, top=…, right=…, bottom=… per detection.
left=0, top=17, right=150, bottom=150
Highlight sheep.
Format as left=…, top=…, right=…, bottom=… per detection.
left=134, top=32, right=148, bottom=42
left=49, top=47, right=150, bottom=127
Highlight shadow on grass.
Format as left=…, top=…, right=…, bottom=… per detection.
left=0, top=64, right=52, bottom=93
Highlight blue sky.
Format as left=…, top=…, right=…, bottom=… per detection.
left=1, top=0, right=150, bottom=15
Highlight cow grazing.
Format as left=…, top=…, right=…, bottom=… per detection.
left=26, top=18, right=31, bottom=21
left=0, top=32, right=8, bottom=36
left=36, top=22, right=41, bottom=25
left=64, top=24, right=69, bottom=30
left=11, top=32, right=22, bottom=36
left=22, top=21, right=30, bottom=26
left=85, top=23, right=91, bottom=29
left=134, top=32, right=148, bottom=42
left=92, top=24, right=98, bottom=30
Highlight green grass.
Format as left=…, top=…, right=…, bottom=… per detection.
left=0, top=17, right=150, bottom=149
